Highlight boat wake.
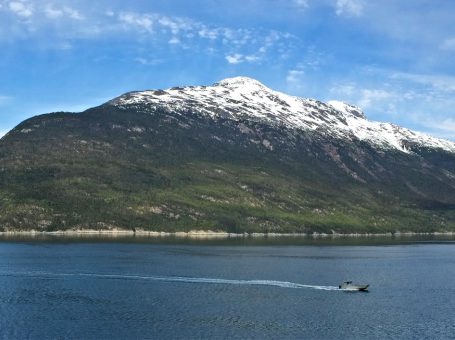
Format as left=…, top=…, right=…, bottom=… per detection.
left=0, top=271, right=340, bottom=291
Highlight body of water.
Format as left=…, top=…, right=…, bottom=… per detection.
left=0, top=236, right=454, bottom=339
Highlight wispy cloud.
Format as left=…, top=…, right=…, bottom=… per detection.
left=440, top=37, right=455, bottom=51
left=225, top=54, right=243, bottom=64
left=168, top=36, right=181, bottom=45
left=3, top=1, right=81, bottom=21
left=43, top=5, right=83, bottom=20
left=116, top=11, right=293, bottom=63
left=0, top=0, right=83, bottom=23
left=285, top=49, right=327, bottom=92
left=330, top=83, right=398, bottom=112
left=391, top=72, right=455, bottom=93
left=118, top=11, right=196, bottom=37
left=356, top=89, right=396, bottom=110
left=286, top=68, right=305, bottom=84
left=294, top=0, right=309, bottom=10
left=350, top=1, right=455, bottom=54
left=134, top=57, right=163, bottom=66
left=329, top=83, right=356, bottom=96
left=118, top=12, right=154, bottom=33
left=0, top=95, right=12, bottom=104
left=335, top=0, right=364, bottom=17
left=8, top=1, right=33, bottom=18
left=1, top=0, right=452, bottom=143
left=325, top=67, right=455, bottom=141
left=407, top=114, right=455, bottom=140
left=426, top=118, right=455, bottom=133
left=225, top=53, right=261, bottom=64
left=0, top=3, right=297, bottom=65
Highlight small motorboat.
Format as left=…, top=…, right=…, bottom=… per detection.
left=339, top=281, right=369, bottom=291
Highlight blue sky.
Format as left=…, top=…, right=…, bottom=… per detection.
left=1, top=0, right=455, bottom=140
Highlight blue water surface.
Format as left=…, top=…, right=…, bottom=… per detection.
left=0, top=236, right=454, bottom=339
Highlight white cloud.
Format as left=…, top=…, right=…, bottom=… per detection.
left=63, top=7, right=83, bottom=20
left=330, top=83, right=356, bottom=96
left=225, top=52, right=263, bottom=64
left=244, top=55, right=260, bottom=62
left=411, top=115, right=455, bottom=140
left=226, top=54, right=243, bottom=64
left=335, top=0, right=363, bottom=17
left=42, top=4, right=83, bottom=20
left=8, top=1, right=33, bottom=18
left=440, top=38, right=455, bottom=51
left=58, top=42, right=73, bottom=50
left=158, top=16, right=191, bottom=35
left=286, top=69, right=304, bottom=84
left=294, top=0, right=309, bottom=10
left=44, top=5, right=63, bottom=19
left=0, top=130, right=8, bottom=139
left=285, top=63, right=307, bottom=93
left=198, top=28, right=218, bottom=40
left=118, top=12, right=196, bottom=37
left=115, top=11, right=294, bottom=62
left=391, top=72, right=455, bottom=93
left=357, top=89, right=395, bottom=109
left=0, top=95, right=12, bottom=104
left=427, top=118, right=455, bottom=133
left=168, top=36, right=180, bottom=44
left=0, top=5, right=297, bottom=68
left=285, top=53, right=324, bottom=87
left=327, top=74, right=455, bottom=141
left=119, top=12, right=154, bottom=33
left=135, top=57, right=162, bottom=66
left=329, top=82, right=398, bottom=112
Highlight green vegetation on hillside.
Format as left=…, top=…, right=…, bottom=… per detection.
left=1, top=106, right=454, bottom=233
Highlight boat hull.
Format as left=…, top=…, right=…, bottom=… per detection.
left=339, top=282, right=369, bottom=291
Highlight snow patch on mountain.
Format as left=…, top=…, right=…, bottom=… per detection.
left=327, top=100, right=365, bottom=119
left=109, top=76, right=455, bottom=154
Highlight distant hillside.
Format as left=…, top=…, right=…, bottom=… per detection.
left=1, top=77, right=454, bottom=233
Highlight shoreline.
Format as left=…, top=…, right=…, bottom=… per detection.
left=0, top=229, right=454, bottom=239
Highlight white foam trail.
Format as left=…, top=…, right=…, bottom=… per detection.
left=0, top=271, right=340, bottom=291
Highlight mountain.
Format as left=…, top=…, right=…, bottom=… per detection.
left=1, top=76, right=455, bottom=233
left=110, top=77, right=455, bottom=154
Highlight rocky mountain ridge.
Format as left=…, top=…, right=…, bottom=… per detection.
left=108, top=76, right=455, bottom=154
left=1, top=76, right=454, bottom=233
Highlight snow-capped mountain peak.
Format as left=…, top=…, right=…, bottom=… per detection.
left=214, top=76, right=268, bottom=89
left=328, top=100, right=365, bottom=119
left=109, top=77, right=455, bottom=154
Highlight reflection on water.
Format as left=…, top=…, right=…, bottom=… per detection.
left=0, top=232, right=454, bottom=246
